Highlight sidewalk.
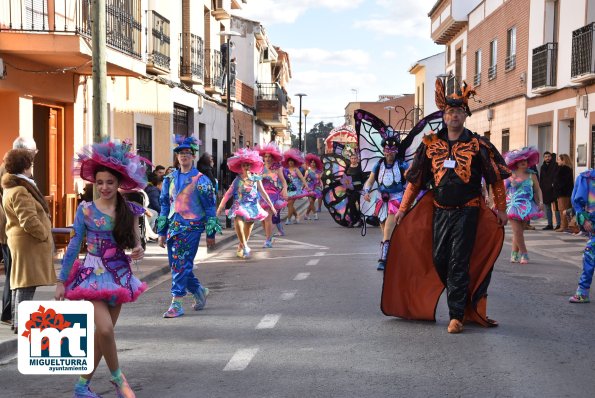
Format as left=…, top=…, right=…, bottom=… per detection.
left=0, top=202, right=308, bottom=363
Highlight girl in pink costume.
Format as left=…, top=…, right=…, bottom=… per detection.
left=504, top=146, right=544, bottom=264
left=217, top=148, right=275, bottom=258
left=257, top=143, right=288, bottom=247
left=55, top=140, right=148, bottom=398
left=283, top=148, right=310, bottom=224
left=304, top=153, right=323, bottom=220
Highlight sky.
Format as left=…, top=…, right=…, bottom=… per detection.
left=232, top=0, right=443, bottom=132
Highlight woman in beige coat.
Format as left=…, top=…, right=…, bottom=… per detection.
left=1, top=148, right=55, bottom=332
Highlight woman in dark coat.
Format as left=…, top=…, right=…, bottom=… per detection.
left=539, top=151, right=559, bottom=229
left=553, top=154, right=574, bottom=232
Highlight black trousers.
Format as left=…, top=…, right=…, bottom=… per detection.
left=433, top=206, right=479, bottom=321
left=1, top=243, right=12, bottom=322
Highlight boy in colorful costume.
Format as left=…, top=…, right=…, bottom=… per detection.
left=157, top=136, right=221, bottom=318
left=569, top=169, right=595, bottom=303
left=385, top=79, right=511, bottom=333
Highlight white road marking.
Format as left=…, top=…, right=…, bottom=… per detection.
left=306, top=259, right=320, bottom=266
left=256, top=314, right=281, bottom=329
left=293, top=272, right=310, bottom=281
left=314, top=251, right=326, bottom=256
left=280, top=290, right=298, bottom=301
left=223, top=348, right=259, bottom=371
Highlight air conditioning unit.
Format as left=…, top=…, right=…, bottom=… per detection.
left=579, top=95, right=588, bottom=111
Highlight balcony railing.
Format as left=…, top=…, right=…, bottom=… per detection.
left=147, top=11, right=170, bottom=73
left=488, top=64, right=497, bottom=80
left=532, top=42, right=557, bottom=91
left=205, top=48, right=223, bottom=90
left=257, top=83, right=286, bottom=103
left=571, top=22, right=595, bottom=79
left=0, top=0, right=142, bottom=59
left=180, top=33, right=204, bottom=82
left=473, top=73, right=481, bottom=86
left=505, top=54, right=516, bottom=71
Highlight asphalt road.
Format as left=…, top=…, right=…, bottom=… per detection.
left=0, top=212, right=594, bottom=397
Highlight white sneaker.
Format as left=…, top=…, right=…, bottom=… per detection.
left=313, top=214, right=319, bottom=220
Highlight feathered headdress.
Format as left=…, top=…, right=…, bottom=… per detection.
left=173, top=135, right=201, bottom=153
left=76, top=139, right=149, bottom=190
left=305, top=153, right=323, bottom=171
left=227, top=148, right=264, bottom=174
left=256, top=142, right=283, bottom=163
left=282, top=148, right=305, bottom=168
left=435, top=78, right=476, bottom=116
left=504, top=146, right=540, bottom=170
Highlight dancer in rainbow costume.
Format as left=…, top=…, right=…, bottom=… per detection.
left=157, top=136, right=220, bottom=318
left=257, top=143, right=288, bottom=246
left=569, top=169, right=595, bottom=303
left=217, top=148, right=275, bottom=258
left=304, top=153, right=323, bottom=221
left=283, top=148, right=310, bottom=224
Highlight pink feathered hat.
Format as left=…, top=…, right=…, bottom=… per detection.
left=227, top=148, right=264, bottom=174
left=76, top=139, right=149, bottom=190
left=305, top=153, right=323, bottom=171
left=256, top=142, right=283, bottom=163
left=504, top=146, right=540, bottom=170
left=282, top=148, right=305, bottom=168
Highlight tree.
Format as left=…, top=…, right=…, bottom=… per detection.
left=305, top=121, right=334, bottom=154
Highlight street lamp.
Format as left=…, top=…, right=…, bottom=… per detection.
left=302, top=109, right=310, bottom=153
left=351, top=88, right=358, bottom=101
left=295, top=93, right=307, bottom=151
left=218, top=30, right=241, bottom=158
left=383, top=105, right=393, bottom=128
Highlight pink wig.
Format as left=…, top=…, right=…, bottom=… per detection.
left=227, top=148, right=264, bottom=174
left=256, top=142, right=283, bottom=163
left=504, top=146, right=540, bottom=170
left=282, top=148, right=305, bottom=168
left=305, top=153, right=323, bottom=171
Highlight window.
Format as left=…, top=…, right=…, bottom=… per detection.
left=474, top=49, right=482, bottom=86
left=173, top=104, right=193, bottom=137
left=489, top=40, right=497, bottom=80
left=446, top=45, right=451, bottom=64
left=136, top=124, right=152, bottom=162
left=148, top=11, right=170, bottom=71
left=506, top=27, right=517, bottom=70
left=545, top=0, right=559, bottom=43
left=588, top=0, right=595, bottom=23
left=484, top=131, right=491, bottom=141
left=501, top=129, right=510, bottom=153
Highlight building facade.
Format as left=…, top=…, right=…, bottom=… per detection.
left=344, top=95, right=416, bottom=132
left=408, top=52, right=446, bottom=121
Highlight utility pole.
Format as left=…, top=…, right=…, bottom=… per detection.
left=92, top=0, right=107, bottom=143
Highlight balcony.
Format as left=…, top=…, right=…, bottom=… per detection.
left=146, top=11, right=170, bottom=75
left=179, top=33, right=204, bottom=85
left=505, top=54, right=516, bottom=71
left=571, top=23, right=595, bottom=84
left=488, top=64, right=497, bottom=80
left=532, top=42, right=558, bottom=94
left=204, top=48, right=224, bottom=94
left=211, top=0, right=231, bottom=21
left=430, top=2, right=467, bottom=45
left=256, top=83, right=288, bottom=129
left=0, top=0, right=144, bottom=76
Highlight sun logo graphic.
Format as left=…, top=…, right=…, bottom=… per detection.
left=18, top=301, right=94, bottom=374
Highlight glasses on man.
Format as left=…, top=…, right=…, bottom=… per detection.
left=177, top=151, right=193, bottom=156
left=445, top=109, right=466, bottom=115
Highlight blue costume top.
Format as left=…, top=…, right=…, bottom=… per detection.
left=157, top=168, right=217, bottom=239
left=572, top=169, right=595, bottom=227
left=372, top=159, right=408, bottom=194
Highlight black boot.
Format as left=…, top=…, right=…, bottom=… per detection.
left=377, top=241, right=389, bottom=271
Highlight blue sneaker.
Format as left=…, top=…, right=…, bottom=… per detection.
left=73, top=381, right=103, bottom=398
left=262, top=238, right=273, bottom=248
left=192, top=287, right=209, bottom=310
left=163, top=300, right=184, bottom=318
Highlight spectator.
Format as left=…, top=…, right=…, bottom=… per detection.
left=554, top=154, right=575, bottom=232
left=154, top=164, right=166, bottom=178
left=539, top=151, right=558, bottom=230
left=1, top=149, right=55, bottom=333
left=144, top=171, right=162, bottom=213
left=197, top=152, right=217, bottom=187
left=165, top=165, right=176, bottom=175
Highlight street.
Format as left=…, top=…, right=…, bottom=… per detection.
left=1, top=212, right=594, bottom=397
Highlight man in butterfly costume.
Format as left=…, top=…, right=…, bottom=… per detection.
left=385, top=79, right=511, bottom=334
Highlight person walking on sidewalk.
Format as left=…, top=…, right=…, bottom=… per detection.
left=157, top=136, right=220, bottom=318
left=540, top=151, right=559, bottom=230
left=217, top=148, right=275, bottom=258
left=553, top=154, right=575, bottom=232
left=504, top=147, right=544, bottom=264
left=569, top=169, right=595, bottom=303
left=54, top=140, right=148, bottom=398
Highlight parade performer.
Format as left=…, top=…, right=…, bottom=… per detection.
left=569, top=169, right=595, bottom=303
left=217, top=148, right=275, bottom=258
left=504, top=147, right=544, bottom=264
left=157, top=136, right=220, bottom=318
left=385, top=79, right=511, bottom=334
left=283, top=148, right=310, bottom=224
left=257, top=143, right=288, bottom=247
left=55, top=139, right=148, bottom=398
left=304, top=153, right=323, bottom=221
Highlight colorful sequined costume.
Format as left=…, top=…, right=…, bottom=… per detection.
left=505, top=176, right=544, bottom=221
left=227, top=174, right=269, bottom=222
left=371, top=159, right=408, bottom=221
left=260, top=166, right=288, bottom=211
left=158, top=168, right=218, bottom=300
left=305, top=169, right=323, bottom=199
left=569, top=169, right=595, bottom=303
left=285, top=168, right=309, bottom=199
left=60, top=201, right=147, bottom=305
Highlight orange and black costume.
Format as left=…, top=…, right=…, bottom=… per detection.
left=381, top=81, right=511, bottom=326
